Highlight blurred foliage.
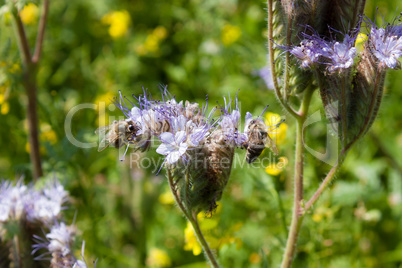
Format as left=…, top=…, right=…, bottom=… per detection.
left=0, top=0, right=401, bottom=267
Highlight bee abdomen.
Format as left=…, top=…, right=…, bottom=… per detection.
left=246, top=144, right=265, bottom=164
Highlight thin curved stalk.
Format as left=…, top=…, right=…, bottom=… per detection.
left=267, top=0, right=299, bottom=119
left=304, top=149, right=347, bottom=211
left=167, top=170, right=220, bottom=268
left=280, top=87, right=314, bottom=268
left=188, top=212, right=220, bottom=268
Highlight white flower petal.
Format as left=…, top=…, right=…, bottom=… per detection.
left=175, top=131, right=187, bottom=144
left=160, top=132, right=175, bottom=144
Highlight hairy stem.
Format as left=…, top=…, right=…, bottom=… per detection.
left=267, top=0, right=299, bottom=119
left=280, top=87, right=314, bottom=268
left=305, top=149, right=347, bottom=211
left=167, top=170, right=220, bottom=267
left=188, top=212, right=220, bottom=268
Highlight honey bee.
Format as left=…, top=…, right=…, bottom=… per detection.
left=244, top=118, right=279, bottom=164
left=95, top=120, right=141, bottom=152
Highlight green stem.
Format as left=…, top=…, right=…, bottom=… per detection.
left=280, top=88, right=314, bottom=268
left=188, top=212, right=220, bottom=268
left=267, top=0, right=299, bottom=119
left=340, top=73, right=347, bottom=148
left=167, top=170, right=220, bottom=268
left=304, top=149, right=347, bottom=211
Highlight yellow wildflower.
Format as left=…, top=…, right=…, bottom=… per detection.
left=144, top=34, right=160, bottom=53
left=146, top=248, right=171, bottom=268
left=184, top=222, right=202, bottom=256
left=355, top=33, right=368, bottom=52
left=249, top=253, right=262, bottom=264
left=153, top=26, right=167, bottom=40
left=102, top=11, right=131, bottom=39
left=20, top=3, right=39, bottom=25
left=1, top=102, right=9, bottom=115
left=135, top=44, right=147, bottom=56
left=0, top=94, right=4, bottom=105
left=9, top=63, right=21, bottom=74
left=265, top=112, right=287, bottom=145
left=40, top=124, right=57, bottom=144
left=158, top=190, right=175, bottom=205
left=221, top=24, right=241, bottom=46
left=265, top=156, right=288, bottom=176
left=95, top=92, right=115, bottom=127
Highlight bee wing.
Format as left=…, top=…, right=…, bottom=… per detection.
left=97, top=135, right=120, bottom=152
left=95, top=125, right=113, bottom=135
left=265, top=134, right=279, bottom=155
left=96, top=125, right=119, bottom=152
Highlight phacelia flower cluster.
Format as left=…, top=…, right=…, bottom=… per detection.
left=366, top=22, right=402, bottom=69
left=111, top=87, right=267, bottom=166
left=280, top=26, right=358, bottom=72
left=0, top=179, right=68, bottom=224
left=33, top=222, right=90, bottom=268
left=105, top=86, right=281, bottom=213
left=281, top=20, right=402, bottom=71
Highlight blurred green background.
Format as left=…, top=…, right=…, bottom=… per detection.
left=0, top=0, right=401, bottom=267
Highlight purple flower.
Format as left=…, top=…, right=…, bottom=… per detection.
left=280, top=25, right=358, bottom=72
left=0, top=180, right=28, bottom=221
left=156, top=131, right=188, bottom=164
left=32, top=222, right=77, bottom=266
left=321, top=35, right=357, bottom=72
left=289, top=39, right=322, bottom=68
left=46, top=222, right=75, bottom=256
left=25, top=180, right=68, bottom=224
left=369, top=26, right=402, bottom=69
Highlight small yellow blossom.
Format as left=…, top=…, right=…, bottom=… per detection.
left=221, top=24, right=241, bottom=46
left=355, top=33, right=368, bottom=52
left=1, top=102, right=9, bottom=115
left=25, top=142, right=30, bottom=154
left=312, top=213, right=323, bottom=222
left=136, top=26, right=168, bottom=56
left=135, top=44, right=147, bottom=56
left=184, top=222, right=202, bottom=256
left=158, top=190, right=175, bottom=205
left=265, top=112, right=287, bottom=145
left=40, top=124, right=57, bottom=144
left=249, top=253, right=262, bottom=264
left=146, top=248, right=171, bottom=268
left=95, top=92, right=115, bottom=127
left=0, top=94, right=4, bottom=105
left=144, top=34, right=160, bottom=53
left=9, top=63, right=21, bottom=74
left=20, top=3, right=39, bottom=25
left=153, top=26, right=167, bottom=40
left=265, top=156, right=288, bottom=176
left=102, top=11, right=131, bottom=39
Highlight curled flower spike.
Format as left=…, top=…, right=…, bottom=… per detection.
left=103, top=86, right=280, bottom=215
left=279, top=25, right=359, bottom=72
left=289, top=39, right=322, bottom=68
left=321, top=34, right=357, bottom=72
left=368, top=25, right=402, bottom=69
left=32, top=222, right=77, bottom=267
left=0, top=179, right=68, bottom=224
